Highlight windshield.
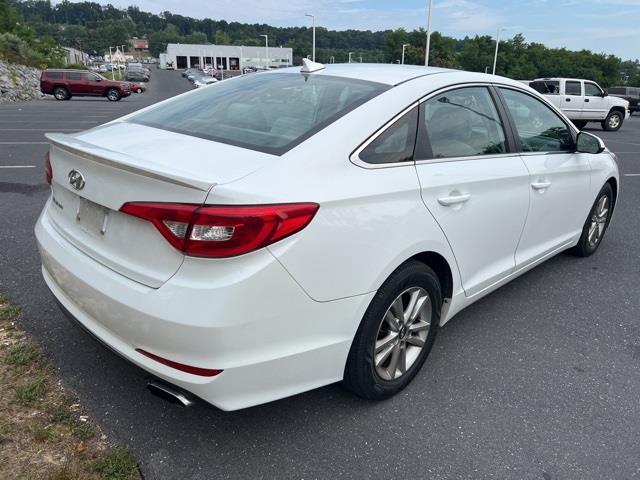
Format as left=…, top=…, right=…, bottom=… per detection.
left=128, top=72, right=388, bottom=155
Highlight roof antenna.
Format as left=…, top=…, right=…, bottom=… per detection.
left=301, top=58, right=325, bottom=74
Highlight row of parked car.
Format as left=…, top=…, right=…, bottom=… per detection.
left=525, top=77, right=637, bottom=131
left=181, top=68, right=219, bottom=88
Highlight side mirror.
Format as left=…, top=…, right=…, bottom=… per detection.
left=576, top=131, right=605, bottom=154
left=96, top=77, right=102, bottom=81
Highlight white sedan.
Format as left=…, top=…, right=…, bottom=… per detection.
left=36, top=61, right=618, bottom=410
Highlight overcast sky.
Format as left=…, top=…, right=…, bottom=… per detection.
left=57, top=0, right=639, bottom=60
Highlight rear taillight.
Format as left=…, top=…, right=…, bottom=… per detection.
left=45, top=151, right=52, bottom=185
left=120, top=202, right=319, bottom=258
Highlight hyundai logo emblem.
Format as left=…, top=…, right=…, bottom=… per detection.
left=68, top=170, right=85, bottom=191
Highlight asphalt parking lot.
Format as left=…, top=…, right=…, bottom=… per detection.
left=1, top=71, right=640, bottom=479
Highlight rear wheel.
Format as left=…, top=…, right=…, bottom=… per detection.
left=569, top=183, right=613, bottom=257
left=53, top=87, right=69, bottom=101
left=106, top=88, right=120, bottom=102
left=601, top=110, right=623, bottom=131
left=343, top=261, right=441, bottom=400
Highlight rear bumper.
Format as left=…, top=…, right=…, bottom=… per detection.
left=36, top=205, right=372, bottom=410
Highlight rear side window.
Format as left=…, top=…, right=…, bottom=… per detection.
left=565, top=81, right=582, bottom=96
left=359, top=107, right=418, bottom=164
left=129, top=73, right=388, bottom=155
left=499, top=88, right=575, bottom=153
left=530, top=81, right=559, bottom=94
left=418, top=87, right=507, bottom=159
left=67, top=72, right=82, bottom=80
left=46, top=71, right=63, bottom=79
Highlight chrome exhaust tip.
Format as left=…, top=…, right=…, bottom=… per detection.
left=147, top=380, right=195, bottom=407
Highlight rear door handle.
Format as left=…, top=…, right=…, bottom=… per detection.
left=585, top=98, right=590, bottom=103
left=438, top=193, right=471, bottom=206
left=566, top=98, right=571, bottom=102
left=531, top=181, right=552, bottom=190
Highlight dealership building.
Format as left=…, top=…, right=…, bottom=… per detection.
left=161, top=43, right=293, bottom=70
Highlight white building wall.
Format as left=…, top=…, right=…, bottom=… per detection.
left=165, top=43, right=293, bottom=70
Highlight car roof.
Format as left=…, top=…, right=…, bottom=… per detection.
left=269, top=63, right=527, bottom=88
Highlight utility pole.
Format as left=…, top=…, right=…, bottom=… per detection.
left=260, top=34, right=269, bottom=69
left=425, top=0, right=433, bottom=66
left=348, top=52, right=354, bottom=63
left=401, top=43, right=410, bottom=64
left=305, top=14, right=315, bottom=62
left=492, top=27, right=506, bottom=75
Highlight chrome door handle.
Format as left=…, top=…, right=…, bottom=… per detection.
left=437, top=193, right=471, bottom=206
left=531, top=181, right=552, bottom=190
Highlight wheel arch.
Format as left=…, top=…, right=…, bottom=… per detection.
left=609, top=105, right=626, bottom=117
left=402, top=251, right=454, bottom=303
left=606, top=176, right=618, bottom=211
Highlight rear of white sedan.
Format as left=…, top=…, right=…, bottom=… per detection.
left=36, top=63, right=618, bottom=410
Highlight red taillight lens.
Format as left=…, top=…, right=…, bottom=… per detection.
left=120, top=202, right=319, bottom=258
left=136, top=348, right=222, bottom=377
left=45, top=151, right=52, bottom=185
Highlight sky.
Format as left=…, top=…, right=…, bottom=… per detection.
left=57, top=0, right=640, bottom=60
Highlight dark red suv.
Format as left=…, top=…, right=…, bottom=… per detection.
left=40, top=69, right=131, bottom=101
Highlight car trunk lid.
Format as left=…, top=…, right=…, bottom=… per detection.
left=44, top=122, right=271, bottom=287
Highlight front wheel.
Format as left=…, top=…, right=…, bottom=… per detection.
left=601, top=111, right=623, bottom=131
left=343, top=261, right=441, bottom=400
left=53, top=87, right=69, bottom=101
left=106, top=88, right=121, bottom=102
left=569, top=183, right=613, bottom=257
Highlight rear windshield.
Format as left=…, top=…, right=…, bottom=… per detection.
left=128, top=72, right=388, bottom=155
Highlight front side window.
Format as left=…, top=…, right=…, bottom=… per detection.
left=359, top=107, right=418, bottom=164
left=67, top=72, right=82, bottom=80
left=418, top=87, right=507, bottom=159
left=565, top=81, right=582, bottom=96
left=499, top=88, right=575, bottom=153
left=584, top=82, right=603, bottom=97
left=129, top=73, right=388, bottom=155
left=84, top=72, right=101, bottom=81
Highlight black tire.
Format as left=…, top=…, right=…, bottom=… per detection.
left=343, top=260, right=441, bottom=400
left=569, top=183, right=613, bottom=257
left=106, top=88, right=120, bottom=102
left=53, top=87, right=69, bottom=101
left=572, top=120, right=587, bottom=130
left=601, top=110, right=623, bottom=131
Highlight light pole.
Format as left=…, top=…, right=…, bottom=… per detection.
left=260, top=34, right=269, bottom=70
left=329, top=55, right=334, bottom=64
left=401, top=43, right=410, bottom=64
left=108, top=46, right=115, bottom=80
left=348, top=51, right=354, bottom=63
left=492, top=27, right=507, bottom=75
left=424, top=0, right=433, bottom=66
left=305, top=13, right=315, bottom=62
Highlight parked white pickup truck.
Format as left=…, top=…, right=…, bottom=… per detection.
left=530, top=78, right=630, bottom=131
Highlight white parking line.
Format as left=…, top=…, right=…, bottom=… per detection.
left=623, top=173, right=640, bottom=177
left=0, top=128, right=79, bottom=131
left=0, top=165, right=37, bottom=168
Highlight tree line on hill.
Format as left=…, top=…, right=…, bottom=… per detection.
left=1, top=0, right=638, bottom=87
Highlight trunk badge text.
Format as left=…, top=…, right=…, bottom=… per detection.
left=68, top=170, right=85, bottom=191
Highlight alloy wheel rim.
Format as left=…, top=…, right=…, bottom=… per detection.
left=55, top=91, right=65, bottom=99
left=587, top=195, right=609, bottom=248
left=608, top=114, right=621, bottom=129
left=374, top=287, right=431, bottom=381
